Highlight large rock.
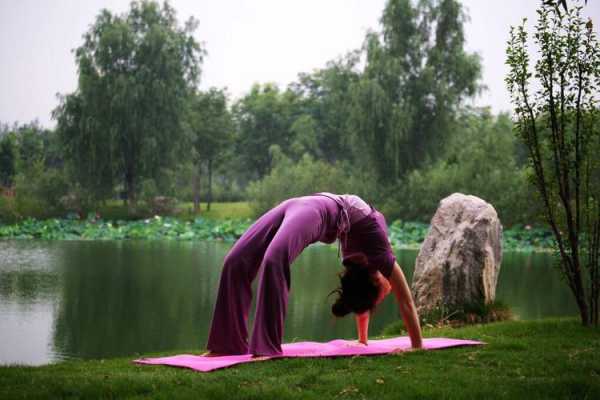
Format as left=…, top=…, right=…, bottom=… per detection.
left=411, top=193, right=503, bottom=312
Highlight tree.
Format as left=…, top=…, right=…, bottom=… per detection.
left=394, top=109, right=536, bottom=225
left=290, top=52, right=361, bottom=163
left=54, top=0, right=204, bottom=210
left=232, top=83, right=296, bottom=182
left=0, top=133, right=17, bottom=187
left=14, top=122, right=46, bottom=172
left=188, top=88, right=233, bottom=212
left=350, top=0, right=481, bottom=183
left=506, top=0, right=600, bottom=325
left=246, top=147, right=352, bottom=217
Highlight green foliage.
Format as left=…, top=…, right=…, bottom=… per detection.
left=387, top=220, right=554, bottom=252
left=506, top=0, right=600, bottom=325
left=0, top=216, right=252, bottom=242
left=246, top=148, right=352, bottom=216
left=140, top=178, right=159, bottom=205
left=189, top=88, right=233, bottom=165
left=0, top=196, right=18, bottom=224
left=14, top=122, right=46, bottom=171
left=232, top=83, right=298, bottom=181
left=0, top=133, right=17, bottom=187
left=349, top=0, right=482, bottom=182
left=10, top=160, right=70, bottom=220
left=383, top=110, right=541, bottom=226
left=290, top=53, right=361, bottom=163
left=188, top=87, right=235, bottom=207
left=0, top=122, right=61, bottom=185
left=137, top=178, right=179, bottom=216
left=0, top=211, right=556, bottom=252
left=53, top=0, right=205, bottom=205
left=387, top=221, right=430, bottom=249
left=4, top=0, right=582, bottom=237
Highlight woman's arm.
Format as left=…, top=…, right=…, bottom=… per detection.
left=388, top=262, right=423, bottom=348
left=355, top=312, right=369, bottom=344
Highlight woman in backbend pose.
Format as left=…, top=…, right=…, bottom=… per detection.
left=206, top=192, right=422, bottom=357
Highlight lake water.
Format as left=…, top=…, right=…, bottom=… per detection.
left=0, top=240, right=577, bottom=365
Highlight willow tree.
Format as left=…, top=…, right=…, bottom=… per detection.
left=350, top=0, right=481, bottom=183
left=54, top=1, right=204, bottom=209
left=506, top=0, right=599, bottom=325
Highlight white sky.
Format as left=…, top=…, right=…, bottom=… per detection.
left=0, top=0, right=598, bottom=128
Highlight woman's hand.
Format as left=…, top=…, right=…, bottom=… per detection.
left=344, top=340, right=368, bottom=348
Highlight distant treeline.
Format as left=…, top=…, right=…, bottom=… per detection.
left=0, top=0, right=542, bottom=226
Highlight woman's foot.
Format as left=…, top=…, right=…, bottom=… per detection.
left=200, top=351, right=228, bottom=357
left=251, top=355, right=271, bottom=361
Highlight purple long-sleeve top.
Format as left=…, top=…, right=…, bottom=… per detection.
left=315, top=192, right=396, bottom=278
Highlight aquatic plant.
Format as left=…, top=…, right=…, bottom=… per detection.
left=0, top=216, right=554, bottom=252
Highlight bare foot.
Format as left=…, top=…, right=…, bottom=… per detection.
left=250, top=355, right=271, bottom=361
left=200, top=351, right=228, bottom=357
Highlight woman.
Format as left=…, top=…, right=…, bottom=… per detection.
left=206, top=192, right=422, bottom=357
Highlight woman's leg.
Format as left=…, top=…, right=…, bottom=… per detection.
left=249, top=204, right=324, bottom=356
left=206, top=203, right=288, bottom=355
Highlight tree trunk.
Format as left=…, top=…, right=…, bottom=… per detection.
left=125, top=164, right=136, bottom=215
left=207, top=159, right=212, bottom=212
left=574, top=287, right=590, bottom=326
left=193, top=162, right=201, bottom=214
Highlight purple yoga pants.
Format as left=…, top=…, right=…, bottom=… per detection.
left=206, top=195, right=341, bottom=356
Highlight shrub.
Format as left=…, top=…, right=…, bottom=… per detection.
left=0, top=195, right=18, bottom=224
left=247, top=147, right=352, bottom=216
left=383, top=110, right=543, bottom=226
left=12, top=161, right=70, bottom=219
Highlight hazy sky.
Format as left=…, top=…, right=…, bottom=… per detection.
left=0, top=0, right=598, bottom=127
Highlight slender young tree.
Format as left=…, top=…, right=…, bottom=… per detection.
left=506, top=0, right=600, bottom=325
left=232, top=84, right=296, bottom=182
left=0, top=134, right=17, bottom=188
left=188, top=88, right=233, bottom=212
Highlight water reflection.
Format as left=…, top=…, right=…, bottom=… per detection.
left=497, top=252, right=575, bottom=319
left=0, top=240, right=577, bottom=365
left=52, top=241, right=226, bottom=360
left=0, top=241, right=63, bottom=364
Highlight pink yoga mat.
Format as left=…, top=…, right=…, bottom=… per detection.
left=134, top=337, right=483, bottom=372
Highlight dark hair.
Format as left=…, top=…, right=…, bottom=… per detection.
left=330, top=261, right=380, bottom=317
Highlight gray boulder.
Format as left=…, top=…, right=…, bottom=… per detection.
left=411, top=193, right=503, bottom=312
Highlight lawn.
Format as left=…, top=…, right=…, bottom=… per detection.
left=1, top=318, right=598, bottom=399
left=97, top=200, right=254, bottom=221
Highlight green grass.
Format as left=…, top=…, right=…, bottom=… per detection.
left=0, top=318, right=598, bottom=399
left=174, top=201, right=253, bottom=220
left=97, top=200, right=253, bottom=221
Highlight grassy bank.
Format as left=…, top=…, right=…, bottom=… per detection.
left=83, top=200, right=254, bottom=221
left=0, top=318, right=598, bottom=399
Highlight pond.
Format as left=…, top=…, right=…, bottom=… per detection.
left=0, top=240, right=577, bottom=365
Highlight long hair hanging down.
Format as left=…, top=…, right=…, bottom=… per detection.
left=330, top=254, right=380, bottom=317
